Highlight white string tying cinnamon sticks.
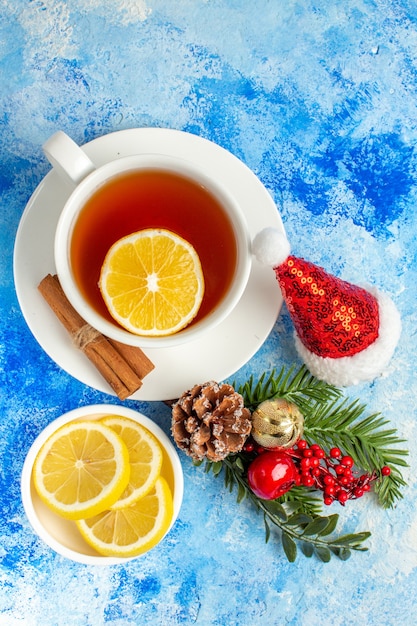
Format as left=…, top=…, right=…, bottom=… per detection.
left=72, top=324, right=102, bottom=350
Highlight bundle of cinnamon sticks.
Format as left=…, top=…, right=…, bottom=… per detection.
left=38, top=274, right=154, bottom=400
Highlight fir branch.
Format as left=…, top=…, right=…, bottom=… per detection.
left=236, top=366, right=407, bottom=508
left=234, top=365, right=342, bottom=413
left=303, top=397, right=408, bottom=508
left=188, top=365, right=408, bottom=562
left=206, top=455, right=370, bottom=563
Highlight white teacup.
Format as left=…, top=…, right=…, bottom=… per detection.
left=45, top=131, right=252, bottom=348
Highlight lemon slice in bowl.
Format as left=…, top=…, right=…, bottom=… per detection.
left=99, top=228, right=205, bottom=336
left=32, top=421, right=130, bottom=520
left=76, top=476, right=173, bottom=557
left=100, top=415, right=163, bottom=509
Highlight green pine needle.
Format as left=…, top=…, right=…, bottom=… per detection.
left=235, top=365, right=343, bottom=413
left=302, top=397, right=408, bottom=508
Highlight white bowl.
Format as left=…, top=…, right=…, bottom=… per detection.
left=21, top=404, right=183, bottom=565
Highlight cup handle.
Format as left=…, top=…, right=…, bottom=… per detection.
left=42, top=131, right=96, bottom=186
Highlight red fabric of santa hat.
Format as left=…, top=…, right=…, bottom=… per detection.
left=252, top=228, right=401, bottom=387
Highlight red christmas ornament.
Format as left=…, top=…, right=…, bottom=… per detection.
left=247, top=450, right=297, bottom=500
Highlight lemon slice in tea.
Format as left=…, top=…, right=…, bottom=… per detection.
left=99, top=228, right=205, bottom=336
left=33, top=421, right=130, bottom=520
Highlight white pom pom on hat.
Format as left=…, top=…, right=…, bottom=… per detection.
left=252, top=227, right=291, bottom=267
left=252, top=228, right=401, bottom=387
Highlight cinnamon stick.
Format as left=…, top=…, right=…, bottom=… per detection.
left=38, top=274, right=154, bottom=400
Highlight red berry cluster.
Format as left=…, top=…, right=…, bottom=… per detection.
left=289, top=439, right=391, bottom=506
left=243, top=438, right=391, bottom=506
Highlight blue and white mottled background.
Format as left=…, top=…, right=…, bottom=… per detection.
left=1, top=1, right=417, bottom=624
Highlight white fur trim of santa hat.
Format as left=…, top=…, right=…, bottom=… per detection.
left=294, top=287, right=402, bottom=386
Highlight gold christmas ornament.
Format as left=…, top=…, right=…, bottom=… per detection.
left=251, top=398, right=304, bottom=449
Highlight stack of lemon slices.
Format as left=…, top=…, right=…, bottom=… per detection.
left=33, top=416, right=173, bottom=557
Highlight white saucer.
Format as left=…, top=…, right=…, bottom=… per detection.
left=13, top=128, right=284, bottom=401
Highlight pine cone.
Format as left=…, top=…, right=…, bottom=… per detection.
left=171, top=381, right=252, bottom=461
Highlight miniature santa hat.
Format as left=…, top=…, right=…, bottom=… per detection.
left=252, top=227, right=401, bottom=387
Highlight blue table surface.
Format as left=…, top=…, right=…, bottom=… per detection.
left=1, top=1, right=417, bottom=625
